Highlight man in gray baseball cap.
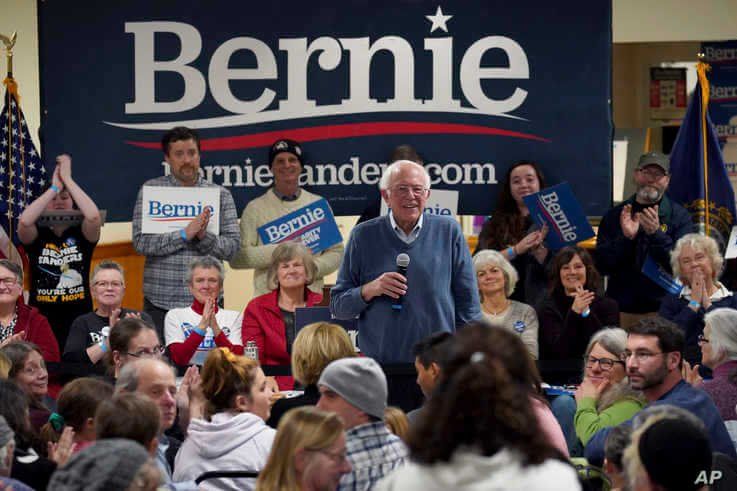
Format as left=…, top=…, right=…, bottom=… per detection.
left=317, top=357, right=407, bottom=490
left=595, top=151, right=693, bottom=328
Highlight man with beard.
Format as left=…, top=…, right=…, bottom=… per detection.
left=132, top=127, right=240, bottom=338
left=595, top=152, right=693, bottom=328
left=584, top=316, right=735, bottom=466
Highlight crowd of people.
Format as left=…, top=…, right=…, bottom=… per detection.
left=1, top=126, right=737, bottom=490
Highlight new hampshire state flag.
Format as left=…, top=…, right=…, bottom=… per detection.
left=668, top=61, right=736, bottom=248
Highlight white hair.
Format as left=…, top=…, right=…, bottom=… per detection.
left=670, top=233, right=723, bottom=281
left=472, top=249, right=518, bottom=298
left=704, top=308, right=737, bottom=363
left=378, top=160, right=431, bottom=191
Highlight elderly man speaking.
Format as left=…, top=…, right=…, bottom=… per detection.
left=331, top=160, right=480, bottom=364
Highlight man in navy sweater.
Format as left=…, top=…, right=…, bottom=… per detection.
left=584, top=316, right=736, bottom=466
left=330, top=160, right=481, bottom=364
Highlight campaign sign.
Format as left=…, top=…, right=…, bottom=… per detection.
left=141, top=186, right=220, bottom=234
left=380, top=189, right=459, bottom=217
left=523, top=182, right=595, bottom=250
left=38, top=1, right=612, bottom=221
left=702, top=41, right=737, bottom=145
left=257, top=199, right=342, bottom=254
left=642, top=255, right=683, bottom=295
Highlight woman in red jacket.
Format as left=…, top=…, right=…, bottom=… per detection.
left=243, top=242, right=322, bottom=391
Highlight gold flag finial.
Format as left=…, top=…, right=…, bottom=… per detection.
left=0, top=32, right=17, bottom=77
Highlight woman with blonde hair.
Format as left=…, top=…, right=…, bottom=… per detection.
left=267, top=321, right=355, bottom=428
left=256, top=406, right=351, bottom=491
left=173, top=348, right=276, bottom=490
left=243, top=242, right=323, bottom=391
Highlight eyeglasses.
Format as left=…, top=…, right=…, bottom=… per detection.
left=94, top=280, right=124, bottom=289
left=637, top=168, right=667, bottom=180
left=620, top=351, right=666, bottom=363
left=392, top=185, right=429, bottom=197
left=584, top=356, right=624, bottom=371
left=0, top=277, right=19, bottom=287
left=698, top=334, right=710, bottom=344
left=126, top=346, right=165, bottom=358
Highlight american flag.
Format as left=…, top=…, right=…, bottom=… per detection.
left=0, top=78, right=46, bottom=262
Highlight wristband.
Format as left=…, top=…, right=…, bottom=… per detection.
left=688, top=300, right=700, bottom=309
left=193, top=327, right=206, bottom=336
left=50, top=184, right=60, bottom=194
left=581, top=307, right=590, bottom=318
left=98, top=340, right=108, bottom=353
left=507, top=246, right=516, bottom=260
left=179, top=229, right=188, bottom=241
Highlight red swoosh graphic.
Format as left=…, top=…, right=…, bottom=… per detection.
left=125, top=121, right=551, bottom=150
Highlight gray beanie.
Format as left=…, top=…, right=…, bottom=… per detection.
left=318, top=357, right=387, bottom=419
left=48, top=439, right=153, bottom=491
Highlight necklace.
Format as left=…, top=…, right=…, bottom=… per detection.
left=484, top=299, right=511, bottom=316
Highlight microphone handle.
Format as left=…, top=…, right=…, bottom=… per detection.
left=392, top=266, right=408, bottom=311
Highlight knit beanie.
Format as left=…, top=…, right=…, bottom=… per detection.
left=269, top=139, right=303, bottom=166
left=638, top=418, right=712, bottom=491
left=47, top=439, right=152, bottom=491
left=318, top=357, right=387, bottom=419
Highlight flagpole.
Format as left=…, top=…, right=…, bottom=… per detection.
left=1, top=32, right=20, bottom=264
left=696, top=53, right=711, bottom=237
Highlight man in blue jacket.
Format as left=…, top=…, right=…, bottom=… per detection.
left=595, top=152, right=693, bottom=329
left=584, top=317, right=736, bottom=466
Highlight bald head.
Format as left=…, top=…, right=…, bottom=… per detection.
left=379, top=160, right=430, bottom=191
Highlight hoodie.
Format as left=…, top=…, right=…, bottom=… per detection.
left=173, top=411, right=276, bottom=490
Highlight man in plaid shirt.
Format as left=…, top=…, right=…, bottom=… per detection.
left=132, top=127, right=240, bottom=338
left=317, top=357, right=407, bottom=490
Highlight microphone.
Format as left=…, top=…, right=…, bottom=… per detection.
left=392, top=253, right=410, bottom=311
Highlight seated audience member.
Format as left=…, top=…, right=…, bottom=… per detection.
left=39, top=377, right=113, bottom=454
left=473, top=249, right=539, bottom=358
left=63, top=260, right=153, bottom=376
left=584, top=316, right=737, bottom=466
left=17, top=154, right=101, bottom=351
left=116, top=359, right=195, bottom=487
left=1, top=342, right=55, bottom=431
left=0, top=379, right=71, bottom=490
left=0, top=259, right=60, bottom=363
left=317, top=357, right=408, bottom=490
left=375, top=323, right=580, bottom=491
left=538, top=246, right=619, bottom=362
left=256, top=406, right=352, bottom=491
left=683, top=308, right=737, bottom=427
left=604, top=424, right=632, bottom=491
left=384, top=407, right=409, bottom=442
left=243, top=242, right=322, bottom=391
left=474, top=161, right=551, bottom=308
left=108, top=317, right=163, bottom=382
left=0, top=415, right=34, bottom=491
left=95, top=392, right=161, bottom=454
left=267, top=321, right=355, bottom=428
left=173, top=348, right=276, bottom=490
left=165, top=256, right=243, bottom=369
left=408, top=332, right=452, bottom=426
left=623, top=415, right=712, bottom=491
left=48, top=439, right=161, bottom=491
left=659, top=233, right=737, bottom=367
left=552, top=328, right=644, bottom=455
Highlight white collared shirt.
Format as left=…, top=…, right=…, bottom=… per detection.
left=389, top=210, right=423, bottom=244
left=679, top=281, right=733, bottom=301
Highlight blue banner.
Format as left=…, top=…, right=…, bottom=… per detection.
left=257, top=198, right=342, bottom=254
left=38, top=1, right=611, bottom=221
left=702, top=41, right=737, bottom=145
left=523, top=182, right=595, bottom=250
left=641, top=255, right=683, bottom=296
left=668, top=62, right=736, bottom=248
